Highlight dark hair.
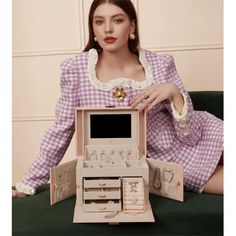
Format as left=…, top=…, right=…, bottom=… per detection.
left=83, top=0, right=140, bottom=54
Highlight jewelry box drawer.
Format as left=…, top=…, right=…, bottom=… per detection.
left=123, top=204, right=144, bottom=211
left=122, top=177, right=144, bottom=194
left=83, top=178, right=121, bottom=188
left=122, top=177, right=145, bottom=213
left=123, top=197, right=144, bottom=205
left=84, top=188, right=121, bottom=200
left=83, top=200, right=121, bottom=212
left=123, top=191, right=144, bottom=197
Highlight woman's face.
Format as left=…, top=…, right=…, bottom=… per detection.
left=92, top=3, right=135, bottom=52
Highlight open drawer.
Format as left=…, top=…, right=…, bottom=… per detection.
left=83, top=200, right=122, bottom=212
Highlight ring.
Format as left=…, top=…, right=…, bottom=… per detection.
left=143, top=93, right=149, bottom=99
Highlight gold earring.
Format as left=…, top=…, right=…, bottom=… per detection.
left=94, top=36, right=98, bottom=42
left=129, top=33, right=136, bottom=40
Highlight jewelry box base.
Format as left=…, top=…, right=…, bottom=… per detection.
left=73, top=200, right=155, bottom=223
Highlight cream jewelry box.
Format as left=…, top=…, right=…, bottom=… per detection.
left=50, top=107, right=184, bottom=224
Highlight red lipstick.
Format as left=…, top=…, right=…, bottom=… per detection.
left=104, top=37, right=117, bottom=44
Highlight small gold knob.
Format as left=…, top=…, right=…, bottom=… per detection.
left=99, top=206, right=107, bottom=210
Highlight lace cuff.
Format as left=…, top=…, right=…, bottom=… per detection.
left=15, top=182, right=36, bottom=195
left=198, top=184, right=205, bottom=193
left=170, top=91, right=188, bottom=121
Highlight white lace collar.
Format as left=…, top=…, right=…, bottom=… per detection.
left=88, top=48, right=153, bottom=91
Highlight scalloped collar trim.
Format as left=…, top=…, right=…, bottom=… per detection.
left=88, top=48, right=153, bottom=91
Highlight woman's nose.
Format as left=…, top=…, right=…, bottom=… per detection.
left=104, top=22, right=113, bottom=34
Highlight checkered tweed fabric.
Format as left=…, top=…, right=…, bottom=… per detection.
left=20, top=49, right=223, bottom=192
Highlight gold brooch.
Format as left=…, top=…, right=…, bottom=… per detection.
left=112, top=87, right=127, bottom=102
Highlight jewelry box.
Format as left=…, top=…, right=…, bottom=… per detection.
left=51, top=107, right=154, bottom=223
left=50, top=107, right=184, bottom=224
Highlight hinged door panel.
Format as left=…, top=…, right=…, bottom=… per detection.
left=147, top=158, right=184, bottom=202
left=50, top=159, right=77, bottom=205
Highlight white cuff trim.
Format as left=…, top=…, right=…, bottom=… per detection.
left=198, top=184, right=205, bottom=193
left=170, top=91, right=188, bottom=121
left=15, top=182, right=36, bottom=195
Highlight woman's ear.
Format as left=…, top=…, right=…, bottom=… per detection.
left=130, top=20, right=135, bottom=33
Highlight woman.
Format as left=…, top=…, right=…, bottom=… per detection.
left=13, top=0, right=223, bottom=197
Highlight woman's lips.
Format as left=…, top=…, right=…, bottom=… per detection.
left=104, top=37, right=117, bottom=44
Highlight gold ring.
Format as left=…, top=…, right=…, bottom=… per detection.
left=143, top=93, right=149, bottom=99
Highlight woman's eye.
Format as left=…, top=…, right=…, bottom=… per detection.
left=114, top=19, right=124, bottom=24
left=95, top=20, right=103, bottom=25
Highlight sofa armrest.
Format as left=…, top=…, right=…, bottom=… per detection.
left=189, top=91, right=223, bottom=120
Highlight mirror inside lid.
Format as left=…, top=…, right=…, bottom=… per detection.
left=75, top=107, right=146, bottom=158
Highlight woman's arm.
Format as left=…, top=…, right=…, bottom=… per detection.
left=14, top=57, right=80, bottom=195
left=131, top=54, right=202, bottom=146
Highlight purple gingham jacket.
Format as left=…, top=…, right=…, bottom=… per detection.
left=18, top=49, right=223, bottom=193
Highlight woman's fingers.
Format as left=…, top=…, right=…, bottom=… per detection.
left=130, top=90, right=166, bottom=113
left=130, top=90, right=150, bottom=108
left=130, top=83, right=180, bottom=112
left=146, top=95, right=164, bottom=112
left=12, top=190, right=26, bottom=198
left=130, top=86, right=161, bottom=112
left=136, top=93, right=156, bottom=112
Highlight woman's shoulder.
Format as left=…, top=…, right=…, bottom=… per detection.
left=60, top=51, right=90, bottom=72
left=142, top=48, right=175, bottom=67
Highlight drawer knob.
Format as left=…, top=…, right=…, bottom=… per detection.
left=99, top=206, right=107, bottom=210
left=99, top=194, right=106, bottom=198
left=99, top=183, right=106, bottom=186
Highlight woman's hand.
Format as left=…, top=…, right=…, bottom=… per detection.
left=12, top=189, right=26, bottom=198
left=130, top=83, right=184, bottom=113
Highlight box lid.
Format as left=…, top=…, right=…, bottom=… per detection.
left=75, top=107, right=146, bottom=158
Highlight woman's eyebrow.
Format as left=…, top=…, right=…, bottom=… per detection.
left=93, top=14, right=126, bottom=19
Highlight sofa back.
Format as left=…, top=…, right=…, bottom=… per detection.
left=189, top=91, right=223, bottom=120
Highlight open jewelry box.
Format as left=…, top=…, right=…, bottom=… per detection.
left=50, top=107, right=184, bottom=224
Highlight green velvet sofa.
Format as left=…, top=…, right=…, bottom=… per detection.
left=12, top=91, right=223, bottom=236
